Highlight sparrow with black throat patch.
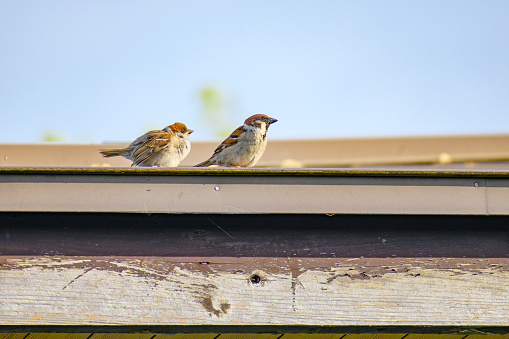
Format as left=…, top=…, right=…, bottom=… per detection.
left=195, top=114, right=277, bottom=167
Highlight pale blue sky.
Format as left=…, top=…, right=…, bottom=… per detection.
left=1, top=1, right=508, bottom=143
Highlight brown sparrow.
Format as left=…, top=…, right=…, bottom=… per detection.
left=195, top=114, right=277, bottom=167
left=99, top=122, right=193, bottom=167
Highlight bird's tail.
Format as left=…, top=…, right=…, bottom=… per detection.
left=194, top=159, right=213, bottom=167
left=99, top=149, right=124, bottom=158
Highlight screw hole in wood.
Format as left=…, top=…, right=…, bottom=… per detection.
left=250, top=274, right=261, bottom=284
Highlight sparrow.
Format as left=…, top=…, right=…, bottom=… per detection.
left=195, top=114, right=277, bottom=167
left=99, top=122, right=193, bottom=167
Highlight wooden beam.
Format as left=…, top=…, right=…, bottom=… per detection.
left=0, top=256, right=508, bottom=328
left=0, top=213, right=508, bottom=330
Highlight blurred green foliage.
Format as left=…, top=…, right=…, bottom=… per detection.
left=199, top=86, right=234, bottom=138
left=37, top=86, right=235, bottom=143
left=41, top=131, right=66, bottom=142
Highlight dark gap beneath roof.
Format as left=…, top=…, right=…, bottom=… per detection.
left=0, top=213, right=508, bottom=258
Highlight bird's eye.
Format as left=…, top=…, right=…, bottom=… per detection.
left=180, top=130, right=185, bottom=133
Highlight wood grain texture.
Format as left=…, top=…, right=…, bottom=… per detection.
left=1, top=257, right=508, bottom=327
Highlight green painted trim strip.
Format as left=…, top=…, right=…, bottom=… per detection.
left=2, top=167, right=509, bottom=178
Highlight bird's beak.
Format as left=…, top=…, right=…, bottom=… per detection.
left=268, top=118, right=278, bottom=124
left=188, top=130, right=194, bottom=134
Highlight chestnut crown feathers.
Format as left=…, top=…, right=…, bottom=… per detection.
left=244, top=114, right=278, bottom=126
left=167, top=122, right=193, bottom=134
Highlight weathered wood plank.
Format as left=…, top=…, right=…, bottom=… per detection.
left=1, top=257, right=508, bottom=327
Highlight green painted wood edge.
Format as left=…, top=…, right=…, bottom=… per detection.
left=2, top=167, right=509, bottom=178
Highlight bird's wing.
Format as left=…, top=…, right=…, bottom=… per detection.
left=131, top=130, right=177, bottom=166
left=211, top=126, right=244, bottom=156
